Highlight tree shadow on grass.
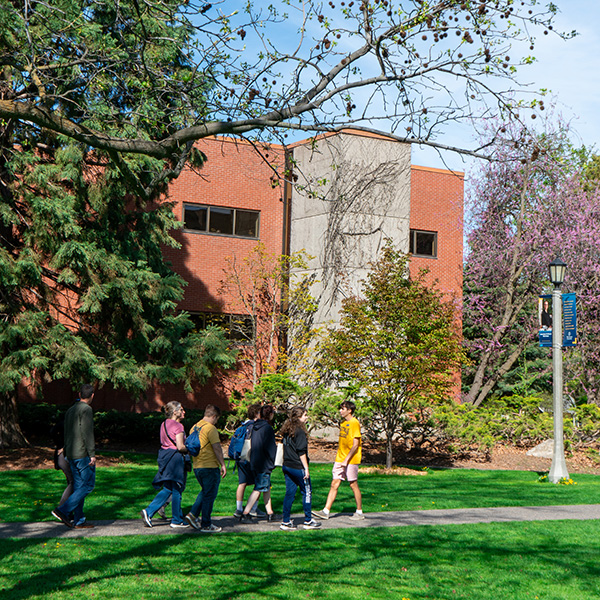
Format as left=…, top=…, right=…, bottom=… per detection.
left=3, top=522, right=600, bottom=600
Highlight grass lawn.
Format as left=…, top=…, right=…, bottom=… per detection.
left=0, top=458, right=599, bottom=523
left=2, top=458, right=600, bottom=599
left=2, top=521, right=600, bottom=599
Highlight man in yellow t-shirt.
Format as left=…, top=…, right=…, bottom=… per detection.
left=312, top=400, right=364, bottom=521
left=185, top=405, right=227, bottom=532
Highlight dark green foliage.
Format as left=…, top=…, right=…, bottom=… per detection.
left=0, top=2, right=237, bottom=447
left=17, top=403, right=233, bottom=446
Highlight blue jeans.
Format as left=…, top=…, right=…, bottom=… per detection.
left=58, top=457, right=96, bottom=526
left=282, top=466, right=312, bottom=523
left=190, top=468, right=221, bottom=528
left=146, top=481, right=184, bottom=524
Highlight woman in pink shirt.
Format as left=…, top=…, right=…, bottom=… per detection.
left=140, top=401, right=189, bottom=529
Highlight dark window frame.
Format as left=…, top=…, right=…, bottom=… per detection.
left=183, top=203, right=260, bottom=239
left=189, top=311, right=254, bottom=344
left=409, top=229, right=438, bottom=259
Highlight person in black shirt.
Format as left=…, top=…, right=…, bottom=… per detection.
left=279, top=406, right=321, bottom=531
left=237, top=404, right=277, bottom=523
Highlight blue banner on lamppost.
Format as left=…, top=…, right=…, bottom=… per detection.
left=539, top=294, right=552, bottom=347
left=562, top=293, right=577, bottom=347
left=538, top=293, right=577, bottom=348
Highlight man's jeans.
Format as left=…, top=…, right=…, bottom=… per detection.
left=190, top=468, right=221, bottom=528
left=58, top=457, right=96, bottom=526
left=282, top=465, right=312, bottom=523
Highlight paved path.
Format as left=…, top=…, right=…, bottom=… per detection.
left=2, top=504, right=600, bottom=539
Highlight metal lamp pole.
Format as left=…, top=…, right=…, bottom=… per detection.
left=548, top=257, right=569, bottom=484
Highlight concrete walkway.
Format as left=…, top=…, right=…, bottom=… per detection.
left=2, top=504, right=600, bottom=539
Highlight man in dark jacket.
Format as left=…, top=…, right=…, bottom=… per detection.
left=237, top=404, right=277, bottom=523
left=51, top=384, right=96, bottom=529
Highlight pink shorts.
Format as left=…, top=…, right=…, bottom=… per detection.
left=332, top=462, right=359, bottom=482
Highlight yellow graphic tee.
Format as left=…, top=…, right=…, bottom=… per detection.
left=335, top=417, right=362, bottom=465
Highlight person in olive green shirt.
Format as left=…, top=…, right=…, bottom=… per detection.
left=185, top=404, right=227, bottom=532
left=52, top=384, right=96, bottom=529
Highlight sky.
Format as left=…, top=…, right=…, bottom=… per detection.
left=412, top=0, right=600, bottom=173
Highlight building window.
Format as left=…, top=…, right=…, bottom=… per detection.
left=409, top=229, right=437, bottom=258
left=189, top=312, right=254, bottom=343
left=183, top=204, right=259, bottom=239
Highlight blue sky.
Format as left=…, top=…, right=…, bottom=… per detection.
left=413, top=0, right=600, bottom=172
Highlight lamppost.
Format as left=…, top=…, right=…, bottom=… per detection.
left=548, top=257, right=569, bottom=483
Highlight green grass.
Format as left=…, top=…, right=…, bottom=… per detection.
left=2, top=458, right=600, bottom=599
left=2, top=521, right=600, bottom=599
left=0, top=460, right=599, bottom=523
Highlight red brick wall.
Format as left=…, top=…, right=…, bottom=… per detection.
left=409, top=165, right=464, bottom=299
left=164, top=137, right=286, bottom=313
left=158, top=138, right=287, bottom=410
left=20, top=140, right=465, bottom=414
left=409, top=165, right=464, bottom=399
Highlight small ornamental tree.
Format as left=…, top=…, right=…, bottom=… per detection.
left=320, top=241, right=464, bottom=468
left=218, top=243, right=318, bottom=392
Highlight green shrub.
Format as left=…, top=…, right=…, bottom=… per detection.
left=17, top=403, right=234, bottom=446
left=435, top=395, right=600, bottom=453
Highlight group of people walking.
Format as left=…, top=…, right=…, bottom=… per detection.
left=51, top=385, right=365, bottom=533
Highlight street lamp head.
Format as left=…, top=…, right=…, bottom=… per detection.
left=549, top=257, right=567, bottom=287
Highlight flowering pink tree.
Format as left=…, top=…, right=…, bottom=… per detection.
left=463, top=119, right=600, bottom=406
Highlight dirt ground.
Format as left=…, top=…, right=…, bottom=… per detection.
left=2, top=439, right=600, bottom=474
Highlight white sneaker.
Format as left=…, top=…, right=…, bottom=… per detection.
left=185, top=513, right=201, bottom=530
left=311, top=509, right=329, bottom=520
left=303, top=519, right=322, bottom=529
left=170, top=522, right=190, bottom=529
left=201, top=524, right=222, bottom=533
left=349, top=512, right=365, bottom=520
left=140, top=509, right=152, bottom=528
left=279, top=522, right=297, bottom=531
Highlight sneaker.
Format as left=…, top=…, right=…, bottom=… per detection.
left=52, top=508, right=74, bottom=528
left=311, top=509, right=330, bottom=520
left=185, top=513, right=201, bottom=530
left=303, top=519, right=322, bottom=529
left=74, top=522, right=95, bottom=529
left=279, top=522, right=297, bottom=531
left=349, top=512, right=365, bottom=520
left=157, top=505, right=168, bottom=520
left=201, top=524, right=222, bottom=533
left=170, top=522, right=189, bottom=529
left=140, top=509, right=153, bottom=528
left=233, top=509, right=243, bottom=519
left=249, top=508, right=267, bottom=519
left=238, top=513, right=255, bottom=523
left=266, top=513, right=279, bottom=523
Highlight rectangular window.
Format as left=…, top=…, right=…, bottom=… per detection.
left=189, top=312, right=254, bottom=343
left=235, top=210, right=260, bottom=238
left=183, top=205, right=208, bottom=232
left=183, top=204, right=259, bottom=239
left=409, top=229, right=437, bottom=258
left=209, top=207, right=234, bottom=235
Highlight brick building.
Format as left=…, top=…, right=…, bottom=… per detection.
left=19, top=131, right=463, bottom=412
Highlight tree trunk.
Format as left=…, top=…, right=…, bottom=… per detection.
left=0, top=392, right=29, bottom=448
left=386, top=435, right=393, bottom=469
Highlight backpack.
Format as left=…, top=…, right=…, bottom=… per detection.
left=185, top=423, right=206, bottom=457
left=228, top=420, right=254, bottom=461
